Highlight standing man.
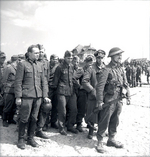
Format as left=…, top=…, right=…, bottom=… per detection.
left=125, top=61, right=131, bottom=86
left=52, top=51, right=78, bottom=135
left=130, top=61, right=137, bottom=88
left=95, top=47, right=130, bottom=153
left=0, top=51, right=6, bottom=116
left=14, top=45, right=50, bottom=149
left=48, top=54, right=59, bottom=129
left=136, top=61, right=142, bottom=87
left=35, top=44, right=50, bottom=139
left=2, top=55, right=18, bottom=127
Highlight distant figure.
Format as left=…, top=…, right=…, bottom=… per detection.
left=146, top=64, right=150, bottom=84
left=136, top=61, right=142, bottom=87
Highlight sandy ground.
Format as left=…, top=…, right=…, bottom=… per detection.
left=0, top=74, right=150, bottom=157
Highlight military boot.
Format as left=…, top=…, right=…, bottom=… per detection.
left=27, top=119, right=39, bottom=147
left=17, top=122, right=26, bottom=149
left=87, top=127, right=94, bottom=139
left=96, top=141, right=106, bottom=153
left=2, top=112, right=9, bottom=127
left=76, top=123, right=84, bottom=132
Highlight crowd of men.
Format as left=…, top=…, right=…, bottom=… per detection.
left=0, top=44, right=148, bottom=153
left=124, top=59, right=150, bottom=88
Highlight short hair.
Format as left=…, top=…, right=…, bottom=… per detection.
left=27, top=45, right=39, bottom=53
left=72, top=56, right=79, bottom=61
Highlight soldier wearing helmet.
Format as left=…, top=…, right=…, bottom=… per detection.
left=95, top=47, right=130, bottom=153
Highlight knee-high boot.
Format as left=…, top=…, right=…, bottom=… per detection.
left=27, top=119, right=39, bottom=147
left=17, top=121, right=26, bottom=149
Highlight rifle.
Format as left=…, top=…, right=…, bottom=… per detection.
left=85, top=93, right=136, bottom=123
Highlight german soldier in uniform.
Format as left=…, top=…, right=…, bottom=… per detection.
left=52, top=51, right=78, bottom=135
left=14, top=45, right=50, bottom=149
left=2, top=55, right=18, bottom=127
left=95, top=47, right=130, bottom=153
left=0, top=51, right=6, bottom=116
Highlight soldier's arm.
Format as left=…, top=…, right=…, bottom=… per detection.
left=82, top=68, right=94, bottom=93
left=51, top=65, right=61, bottom=89
left=14, top=61, right=24, bottom=98
left=96, top=68, right=109, bottom=103
left=2, top=66, right=10, bottom=87
left=41, top=64, right=48, bottom=98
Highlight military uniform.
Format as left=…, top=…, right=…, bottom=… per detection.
left=2, top=56, right=18, bottom=126
left=48, top=62, right=59, bottom=128
left=14, top=57, right=48, bottom=148
left=136, top=64, right=142, bottom=86
left=0, top=52, right=6, bottom=115
left=52, top=56, right=77, bottom=134
left=96, top=47, right=130, bottom=153
left=131, top=65, right=137, bottom=87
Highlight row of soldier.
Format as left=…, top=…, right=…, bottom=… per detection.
left=0, top=44, right=131, bottom=153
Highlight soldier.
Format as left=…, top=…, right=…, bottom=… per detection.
left=146, top=63, right=150, bottom=84
left=130, top=61, right=137, bottom=87
left=2, top=55, right=18, bottom=127
left=18, top=54, right=25, bottom=61
left=52, top=51, right=78, bottom=135
left=14, top=45, right=50, bottom=149
left=72, top=56, right=86, bottom=132
left=35, top=44, right=50, bottom=139
left=48, top=54, right=59, bottom=130
left=95, top=47, right=130, bottom=153
left=0, top=51, right=6, bottom=116
left=82, top=49, right=106, bottom=139
left=125, top=61, right=131, bottom=86
left=81, top=55, right=96, bottom=138
left=136, top=61, right=142, bottom=87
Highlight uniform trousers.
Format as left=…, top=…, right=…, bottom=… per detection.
left=57, top=93, right=77, bottom=129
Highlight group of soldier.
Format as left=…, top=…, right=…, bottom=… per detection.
left=124, top=59, right=150, bottom=87
left=0, top=44, right=132, bottom=153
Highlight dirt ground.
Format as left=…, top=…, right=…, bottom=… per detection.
left=0, top=74, right=150, bottom=157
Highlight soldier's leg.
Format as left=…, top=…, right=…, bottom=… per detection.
left=50, top=92, right=58, bottom=129
left=76, top=89, right=87, bottom=132
left=17, top=98, right=33, bottom=149
left=67, top=93, right=78, bottom=134
left=57, top=94, right=67, bottom=135
left=27, top=98, right=41, bottom=147
left=107, top=101, right=123, bottom=148
left=3, top=93, right=15, bottom=127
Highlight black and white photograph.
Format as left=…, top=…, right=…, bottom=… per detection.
left=0, top=0, right=150, bottom=156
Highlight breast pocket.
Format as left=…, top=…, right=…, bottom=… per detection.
left=25, top=67, right=32, bottom=78
left=37, top=69, right=42, bottom=78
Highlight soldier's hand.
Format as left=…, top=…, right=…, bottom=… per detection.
left=96, top=102, right=104, bottom=110
left=127, top=99, right=130, bottom=105
left=44, top=97, right=51, bottom=103
left=16, top=98, right=22, bottom=106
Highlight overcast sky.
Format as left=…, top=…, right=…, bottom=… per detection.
left=1, top=1, right=150, bottom=63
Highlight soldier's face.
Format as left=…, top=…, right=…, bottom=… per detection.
left=112, top=53, right=122, bottom=63
left=65, top=57, right=73, bottom=65
left=85, top=61, right=93, bottom=67
left=72, top=59, right=79, bottom=69
left=32, top=47, right=40, bottom=61
left=0, top=57, right=6, bottom=64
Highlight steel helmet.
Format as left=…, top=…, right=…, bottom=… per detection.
left=108, top=47, right=124, bottom=57
left=41, top=101, right=52, bottom=113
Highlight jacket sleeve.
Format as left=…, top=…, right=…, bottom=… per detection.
left=14, top=61, right=25, bottom=98
left=82, top=68, right=94, bottom=93
left=41, top=65, right=48, bottom=98
left=96, top=68, right=109, bottom=103
left=2, top=66, right=10, bottom=88
left=51, top=65, right=61, bottom=88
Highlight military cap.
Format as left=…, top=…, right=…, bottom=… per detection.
left=94, top=49, right=106, bottom=58
left=84, top=55, right=94, bottom=63
left=37, top=44, right=45, bottom=52
left=0, top=51, right=6, bottom=58
left=64, top=51, right=73, bottom=58
left=108, top=47, right=124, bottom=57
left=11, top=55, right=18, bottom=61
left=50, top=54, right=59, bottom=60
left=18, top=54, right=25, bottom=59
